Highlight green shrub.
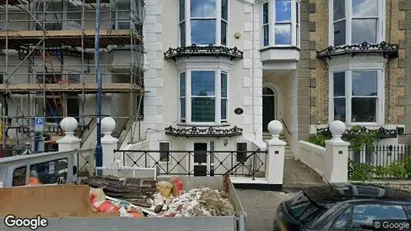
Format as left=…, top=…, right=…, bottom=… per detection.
left=307, top=133, right=330, bottom=147
left=348, top=159, right=375, bottom=181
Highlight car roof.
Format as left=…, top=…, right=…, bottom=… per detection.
left=303, top=183, right=411, bottom=205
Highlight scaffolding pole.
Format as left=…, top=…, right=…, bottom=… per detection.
left=95, top=0, right=102, bottom=170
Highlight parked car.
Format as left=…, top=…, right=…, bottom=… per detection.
left=274, top=184, right=411, bottom=231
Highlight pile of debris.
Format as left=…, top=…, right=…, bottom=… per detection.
left=83, top=176, right=157, bottom=207
left=150, top=187, right=235, bottom=217
left=83, top=176, right=236, bottom=218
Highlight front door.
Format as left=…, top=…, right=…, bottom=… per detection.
left=193, top=143, right=208, bottom=176
left=263, top=87, right=276, bottom=132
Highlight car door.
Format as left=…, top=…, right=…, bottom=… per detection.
left=329, top=207, right=352, bottom=231
left=344, top=203, right=408, bottom=230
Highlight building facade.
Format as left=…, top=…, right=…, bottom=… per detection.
left=0, top=0, right=145, bottom=153
left=140, top=0, right=408, bottom=175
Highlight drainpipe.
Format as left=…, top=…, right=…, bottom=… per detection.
left=252, top=1, right=257, bottom=139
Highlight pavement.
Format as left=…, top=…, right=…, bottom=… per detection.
left=237, top=189, right=295, bottom=231
left=236, top=159, right=325, bottom=231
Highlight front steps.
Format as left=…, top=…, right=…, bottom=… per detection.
left=263, top=133, right=294, bottom=159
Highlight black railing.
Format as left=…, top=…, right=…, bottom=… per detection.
left=164, top=44, right=244, bottom=61
left=280, top=118, right=292, bottom=136
left=77, top=149, right=95, bottom=176
left=317, top=126, right=398, bottom=140
left=348, top=145, right=411, bottom=180
left=164, top=125, right=243, bottom=138
left=114, top=149, right=267, bottom=179
left=316, top=41, right=399, bottom=59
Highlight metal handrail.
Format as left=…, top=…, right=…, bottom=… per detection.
left=280, top=118, right=292, bottom=135
left=223, top=149, right=264, bottom=180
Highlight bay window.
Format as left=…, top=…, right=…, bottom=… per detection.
left=179, top=0, right=228, bottom=46
left=179, top=70, right=228, bottom=124
left=330, top=69, right=384, bottom=125
left=262, top=0, right=300, bottom=47
left=330, top=0, right=384, bottom=46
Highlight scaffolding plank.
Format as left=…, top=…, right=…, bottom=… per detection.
left=0, top=83, right=142, bottom=93
left=0, top=30, right=143, bottom=48
left=0, top=0, right=27, bottom=5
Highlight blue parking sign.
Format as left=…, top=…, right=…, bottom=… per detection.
left=34, top=117, right=44, bottom=132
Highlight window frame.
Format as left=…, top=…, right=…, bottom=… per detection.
left=261, top=0, right=300, bottom=48
left=179, top=0, right=229, bottom=47
left=329, top=0, right=385, bottom=46
left=159, top=141, right=171, bottom=163
left=178, top=69, right=229, bottom=125
left=329, top=65, right=385, bottom=126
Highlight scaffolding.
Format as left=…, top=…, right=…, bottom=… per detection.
left=0, top=0, right=145, bottom=152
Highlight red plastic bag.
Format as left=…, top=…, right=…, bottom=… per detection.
left=92, top=200, right=120, bottom=213
left=172, top=177, right=183, bottom=196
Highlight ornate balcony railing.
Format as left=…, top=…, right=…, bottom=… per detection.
left=316, top=41, right=399, bottom=59
left=164, top=44, right=244, bottom=61
left=164, top=125, right=243, bottom=138
left=316, top=126, right=398, bottom=139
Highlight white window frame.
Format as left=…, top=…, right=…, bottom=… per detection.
left=178, top=69, right=229, bottom=126
left=328, top=60, right=385, bottom=126
left=179, top=0, right=229, bottom=47
left=261, top=0, right=300, bottom=48
left=329, top=0, right=385, bottom=46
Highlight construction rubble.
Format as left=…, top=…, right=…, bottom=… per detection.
left=83, top=176, right=236, bottom=218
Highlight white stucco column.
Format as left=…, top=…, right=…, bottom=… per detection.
left=57, top=117, right=81, bottom=152
left=265, top=120, right=286, bottom=185
left=101, top=117, right=120, bottom=168
left=325, top=120, right=350, bottom=183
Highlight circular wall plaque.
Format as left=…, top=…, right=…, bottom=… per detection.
left=234, top=108, right=244, bottom=115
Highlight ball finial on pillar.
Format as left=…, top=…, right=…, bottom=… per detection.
left=268, top=120, right=283, bottom=140
left=330, top=120, right=346, bottom=137
left=60, top=117, right=78, bottom=133
left=329, top=120, right=346, bottom=143
left=101, top=117, right=116, bottom=134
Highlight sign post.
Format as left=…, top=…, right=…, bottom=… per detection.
left=32, top=117, right=45, bottom=153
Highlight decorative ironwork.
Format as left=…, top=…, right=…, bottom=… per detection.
left=114, top=149, right=267, bottom=179
left=164, top=125, right=243, bottom=138
left=316, top=41, right=399, bottom=59
left=164, top=44, right=244, bottom=61
left=316, top=126, right=398, bottom=139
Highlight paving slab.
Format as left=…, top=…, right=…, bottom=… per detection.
left=237, top=189, right=295, bottom=231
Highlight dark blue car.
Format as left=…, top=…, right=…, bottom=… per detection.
left=274, top=184, right=411, bottom=231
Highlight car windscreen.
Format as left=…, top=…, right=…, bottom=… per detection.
left=285, top=191, right=327, bottom=226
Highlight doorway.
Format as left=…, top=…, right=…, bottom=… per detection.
left=193, top=143, right=208, bottom=176
left=263, top=87, right=276, bottom=132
